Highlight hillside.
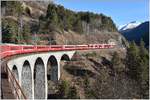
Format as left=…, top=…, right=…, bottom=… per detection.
left=1, top=1, right=125, bottom=46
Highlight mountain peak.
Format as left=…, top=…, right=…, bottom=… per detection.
left=130, top=21, right=137, bottom=23
left=119, top=21, right=141, bottom=31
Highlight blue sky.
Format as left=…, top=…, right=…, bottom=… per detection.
left=54, top=0, right=149, bottom=28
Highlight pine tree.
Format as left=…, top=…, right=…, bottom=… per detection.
left=22, top=25, right=31, bottom=44
left=139, top=39, right=148, bottom=58
left=111, top=52, right=123, bottom=73
left=139, top=40, right=148, bottom=82
left=46, top=4, right=58, bottom=31
left=2, top=24, right=13, bottom=43
left=72, top=16, right=83, bottom=33
left=2, top=19, right=18, bottom=43
left=138, top=40, right=149, bottom=98
left=126, top=41, right=141, bottom=81
left=112, top=52, right=120, bottom=65
left=126, top=40, right=149, bottom=98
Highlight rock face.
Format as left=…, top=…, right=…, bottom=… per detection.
left=1, top=1, right=48, bottom=20
left=54, top=30, right=124, bottom=45
left=22, top=1, right=50, bottom=18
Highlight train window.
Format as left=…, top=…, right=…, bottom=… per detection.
left=23, top=46, right=33, bottom=49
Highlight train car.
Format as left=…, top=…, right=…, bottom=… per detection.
left=88, top=44, right=95, bottom=49
left=0, top=45, right=11, bottom=52
left=63, top=45, right=76, bottom=50
left=23, top=45, right=34, bottom=50
left=103, top=44, right=116, bottom=48
left=103, top=44, right=110, bottom=48
left=50, top=45, right=63, bottom=50
left=75, top=45, right=88, bottom=50
left=95, top=44, right=103, bottom=48
left=88, top=44, right=104, bottom=49
left=98, top=44, right=104, bottom=48
left=95, top=44, right=104, bottom=48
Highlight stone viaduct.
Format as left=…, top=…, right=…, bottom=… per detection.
left=7, top=51, right=75, bottom=99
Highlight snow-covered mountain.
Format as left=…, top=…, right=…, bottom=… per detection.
left=119, top=21, right=149, bottom=47
left=119, top=21, right=141, bottom=31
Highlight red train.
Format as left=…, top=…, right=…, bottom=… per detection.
left=0, top=43, right=116, bottom=58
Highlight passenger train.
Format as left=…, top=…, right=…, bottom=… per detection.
left=0, top=43, right=116, bottom=58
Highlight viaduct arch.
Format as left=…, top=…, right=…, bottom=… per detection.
left=21, top=60, right=32, bottom=99
left=61, top=54, right=70, bottom=61
left=34, top=57, right=45, bottom=99
left=12, top=65, right=19, bottom=81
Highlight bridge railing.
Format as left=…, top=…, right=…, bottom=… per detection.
left=4, top=63, right=27, bottom=99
